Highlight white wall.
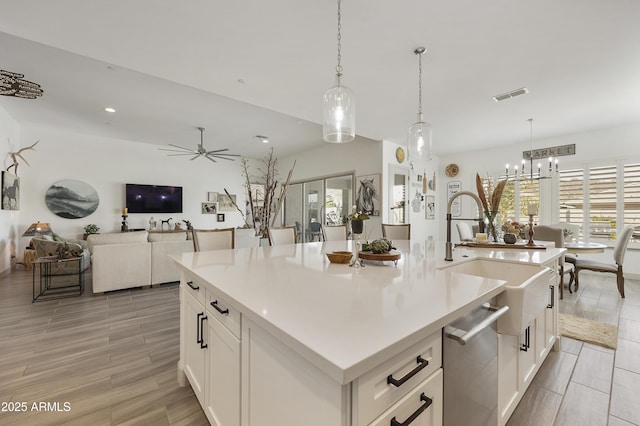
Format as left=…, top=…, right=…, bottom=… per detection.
left=14, top=123, right=248, bottom=256
left=0, top=106, right=21, bottom=273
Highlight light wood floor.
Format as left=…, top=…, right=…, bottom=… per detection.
left=0, top=266, right=208, bottom=425
left=1, top=266, right=639, bottom=425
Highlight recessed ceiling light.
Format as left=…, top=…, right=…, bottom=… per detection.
left=256, top=135, right=269, bottom=144
left=492, top=87, right=529, bottom=102
left=104, top=107, right=116, bottom=113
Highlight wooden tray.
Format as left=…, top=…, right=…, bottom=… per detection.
left=456, top=242, right=546, bottom=250
left=358, top=250, right=402, bottom=263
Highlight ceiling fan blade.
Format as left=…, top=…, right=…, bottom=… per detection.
left=207, top=154, right=236, bottom=161
left=165, top=153, right=202, bottom=157
left=207, top=150, right=241, bottom=157
left=190, top=154, right=202, bottom=161
left=160, top=148, right=199, bottom=154
left=167, top=143, right=198, bottom=152
left=204, top=155, right=217, bottom=163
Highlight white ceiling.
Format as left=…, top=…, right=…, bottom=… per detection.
left=1, top=0, right=640, bottom=159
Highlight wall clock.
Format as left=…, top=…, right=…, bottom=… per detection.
left=445, top=163, right=459, bottom=177
left=395, top=147, right=405, bottom=163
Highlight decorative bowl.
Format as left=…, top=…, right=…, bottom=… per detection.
left=326, top=251, right=353, bottom=264
left=503, top=233, right=517, bottom=244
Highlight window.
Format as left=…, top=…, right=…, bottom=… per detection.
left=558, top=168, right=584, bottom=240
left=557, top=161, right=640, bottom=245
left=284, top=173, right=354, bottom=242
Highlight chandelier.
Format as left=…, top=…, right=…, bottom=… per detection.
left=503, top=118, right=558, bottom=180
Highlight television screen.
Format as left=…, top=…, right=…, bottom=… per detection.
left=125, top=184, right=183, bottom=214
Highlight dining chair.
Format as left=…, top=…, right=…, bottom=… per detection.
left=551, top=222, right=581, bottom=266
left=534, top=225, right=574, bottom=298
left=381, top=224, right=411, bottom=240
left=456, top=222, right=474, bottom=241
left=309, top=222, right=323, bottom=241
left=267, top=226, right=297, bottom=246
left=574, top=225, right=634, bottom=298
left=323, top=224, right=348, bottom=241
left=192, top=228, right=235, bottom=252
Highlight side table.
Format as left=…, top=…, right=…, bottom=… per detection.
left=23, top=248, right=37, bottom=270
left=33, top=256, right=84, bottom=302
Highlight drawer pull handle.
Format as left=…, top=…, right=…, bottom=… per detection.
left=547, top=284, right=554, bottom=309
left=186, top=281, right=199, bottom=291
left=390, top=392, right=433, bottom=426
left=210, top=300, right=229, bottom=315
left=387, top=356, right=428, bottom=387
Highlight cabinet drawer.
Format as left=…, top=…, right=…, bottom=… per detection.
left=183, top=274, right=206, bottom=306
left=206, top=288, right=241, bottom=339
left=370, top=368, right=443, bottom=426
left=353, top=330, right=442, bottom=426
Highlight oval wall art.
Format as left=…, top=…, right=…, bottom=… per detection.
left=45, top=179, right=99, bottom=219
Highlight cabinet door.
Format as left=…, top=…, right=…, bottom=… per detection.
left=518, top=322, right=537, bottom=388
left=183, top=290, right=207, bottom=404
left=497, top=333, right=519, bottom=426
left=205, top=315, right=241, bottom=426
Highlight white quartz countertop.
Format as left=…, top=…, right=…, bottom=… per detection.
left=170, top=240, right=564, bottom=384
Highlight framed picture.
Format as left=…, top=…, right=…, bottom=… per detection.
left=217, top=213, right=225, bottom=222
left=426, top=195, right=435, bottom=220
left=218, top=193, right=236, bottom=212
left=202, top=202, right=217, bottom=214
left=447, top=181, right=462, bottom=217
left=355, top=173, right=381, bottom=216
left=208, top=192, right=218, bottom=202
left=1, top=171, right=20, bottom=210
left=45, top=179, right=99, bottom=218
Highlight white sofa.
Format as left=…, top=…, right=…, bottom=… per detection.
left=87, top=230, right=193, bottom=294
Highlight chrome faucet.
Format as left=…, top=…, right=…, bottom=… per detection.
left=445, top=191, right=485, bottom=261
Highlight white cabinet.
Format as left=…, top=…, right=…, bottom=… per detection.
left=369, top=369, right=443, bottom=426
left=353, top=331, right=442, bottom=426
left=181, top=276, right=241, bottom=426
left=497, top=262, right=559, bottom=426
left=205, top=307, right=241, bottom=426
left=183, top=289, right=207, bottom=405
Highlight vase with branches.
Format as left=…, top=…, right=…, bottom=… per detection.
left=475, top=173, right=508, bottom=242
left=225, top=148, right=296, bottom=239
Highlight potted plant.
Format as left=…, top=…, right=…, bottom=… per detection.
left=83, top=224, right=100, bottom=240
left=225, top=148, right=296, bottom=239
left=348, top=207, right=369, bottom=235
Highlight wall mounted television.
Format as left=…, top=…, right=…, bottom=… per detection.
left=125, top=183, right=183, bottom=214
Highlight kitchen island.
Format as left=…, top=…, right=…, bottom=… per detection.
left=170, top=240, right=564, bottom=426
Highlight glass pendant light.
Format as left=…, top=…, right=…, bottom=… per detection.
left=408, top=47, right=432, bottom=161
left=323, top=0, right=355, bottom=143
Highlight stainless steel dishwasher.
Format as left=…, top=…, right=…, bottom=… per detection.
left=443, top=302, right=509, bottom=426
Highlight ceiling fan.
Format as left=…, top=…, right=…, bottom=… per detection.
left=160, top=127, right=240, bottom=162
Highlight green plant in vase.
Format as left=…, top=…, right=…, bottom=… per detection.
left=475, top=173, right=508, bottom=242
left=348, top=207, right=369, bottom=235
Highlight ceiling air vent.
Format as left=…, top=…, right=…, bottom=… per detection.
left=492, top=87, right=528, bottom=102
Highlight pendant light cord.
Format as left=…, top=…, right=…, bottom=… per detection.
left=417, top=50, right=423, bottom=115
left=414, top=47, right=426, bottom=116
left=335, top=0, right=343, bottom=77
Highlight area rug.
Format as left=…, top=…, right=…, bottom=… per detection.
left=559, top=313, right=618, bottom=350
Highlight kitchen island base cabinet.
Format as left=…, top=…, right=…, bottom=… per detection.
left=183, top=289, right=207, bottom=405
left=497, top=275, right=559, bottom=426
left=241, top=318, right=350, bottom=426
left=180, top=283, right=241, bottom=426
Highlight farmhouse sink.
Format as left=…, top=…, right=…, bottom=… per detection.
left=438, top=259, right=551, bottom=335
